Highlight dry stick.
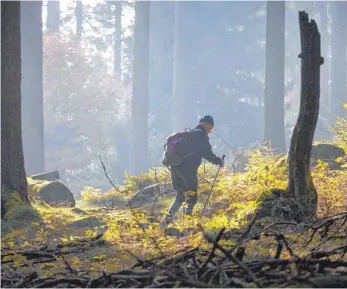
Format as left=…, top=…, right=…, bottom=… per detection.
left=282, top=237, right=297, bottom=258
left=289, top=212, right=347, bottom=247
left=229, top=221, right=300, bottom=254
left=99, top=154, right=120, bottom=192
left=197, top=224, right=263, bottom=288
left=199, top=155, right=225, bottom=219
left=310, top=245, right=347, bottom=259
left=163, top=270, right=220, bottom=288
left=309, top=216, right=347, bottom=251
left=211, top=131, right=241, bottom=156
left=200, top=228, right=225, bottom=271
left=34, top=278, right=86, bottom=288
left=303, top=215, right=347, bottom=248
left=337, top=242, right=347, bottom=261
left=117, top=246, right=213, bottom=288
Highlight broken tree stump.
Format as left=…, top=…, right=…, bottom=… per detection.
left=287, top=11, right=324, bottom=222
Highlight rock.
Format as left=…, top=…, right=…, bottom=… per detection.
left=311, top=143, right=345, bottom=160
left=27, top=177, right=75, bottom=207
left=311, top=144, right=345, bottom=169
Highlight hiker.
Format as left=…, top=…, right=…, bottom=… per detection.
left=161, top=115, right=224, bottom=227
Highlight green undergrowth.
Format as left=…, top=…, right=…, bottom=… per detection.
left=2, top=110, right=347, bottom=279
left=2, top=149, right=346, bottom=278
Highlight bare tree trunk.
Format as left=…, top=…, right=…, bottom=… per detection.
left=1, top=1, right=29, bottom=218
left=263, top=1, right=286, bottom=152
left=287, top=11, right=324, bottom=222
left=114, top=1, right=122, bottom=79
left=318, top=2, right=329, bottom=112
left=76, top=0, right=83, bottom=39
left=149, top=1, right=175, bottom=139
left=172, top=2, right=188, bottom=131
left=46, top=0, right=60, bottom=31
left=21, top=1, right=45, bottom=175
left=129, top=1, right=150, bottom=175
left=331, top=2, right=347, bottom=119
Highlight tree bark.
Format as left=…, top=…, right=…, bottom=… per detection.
left=318, top=2, right=329, bottom=112
left=263, top=1, right=286, bottom=152
left=1, top=1, right=29, bottom=218
left=21, top=1, right=45, bottom=175
left=149, top=1, right=175, bottom=140
left=314, top=2, right=331, bottom=139
left=114, top=1, right=122, bottom=79
left=46, top=0, right=60, bottom=31
left=287, top=11, right=324, bottom=222
left=76, top=0, right=83, bottom=39
left=172, top=2, right=188, bottom=131
left=331, top=2, right=347, bottom=119
left=129, top=1, right=150, bottom=175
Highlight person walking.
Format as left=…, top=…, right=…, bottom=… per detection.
left=161, top=115, right=224, bottom=228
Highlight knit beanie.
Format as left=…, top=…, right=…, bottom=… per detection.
left=199, top=115, right=214, bottom=126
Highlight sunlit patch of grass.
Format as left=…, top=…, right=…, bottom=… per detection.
left=2, top=113, right=346, bottom=280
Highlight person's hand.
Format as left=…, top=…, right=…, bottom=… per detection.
left=216, top=157, right=224, bottom=167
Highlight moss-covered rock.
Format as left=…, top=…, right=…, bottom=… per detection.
left=27, top=178, right=75, bottom=207
left=311, top=144, right=345, bottom=169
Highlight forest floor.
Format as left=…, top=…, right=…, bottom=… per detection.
left=1, top=151, right=347, bottom=287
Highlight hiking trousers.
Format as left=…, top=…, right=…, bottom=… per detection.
left=165, top=165, right=198, bottom=223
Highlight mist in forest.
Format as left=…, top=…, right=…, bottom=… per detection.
left=20, top=1, right=347, bottom=195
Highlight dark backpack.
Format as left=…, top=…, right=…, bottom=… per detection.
left=162, top=129, right=190, bottom=167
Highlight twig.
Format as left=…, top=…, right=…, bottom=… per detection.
left=99, top=154, right=120, bottom=192
left=197, top=224, right=263, bottom=288
left=200, top=228, right=225, bottom=271
left=35, top=278, right=87, bottom=288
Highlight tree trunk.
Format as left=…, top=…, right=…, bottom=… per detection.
left=287, top=11, right=324, bottom=222
left=314, top=2, right=331, bottom=140
left=114, top=1, right=122, bottom=79
left=172, top=2, right=188, bottom=131
left=149, top=1, right=175, bottom=140
left=263, top=1, right=286, bottom=152
left=331, top=2, right=347, bottom=119
left=21, top=1, right=45, bottom=176
left=76, top=0, right=83, bottom=39
left=318, top=2, right=329, bottom=112
left=46, top=0, right=60, bottom=31
left=1, top=1, right=29, bottom=218
left=129, top=1, right=150, bottom=175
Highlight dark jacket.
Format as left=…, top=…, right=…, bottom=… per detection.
left=175, top=125, right=222, bottom=170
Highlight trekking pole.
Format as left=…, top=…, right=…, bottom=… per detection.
left=199, top=155, right=225, bottom=219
